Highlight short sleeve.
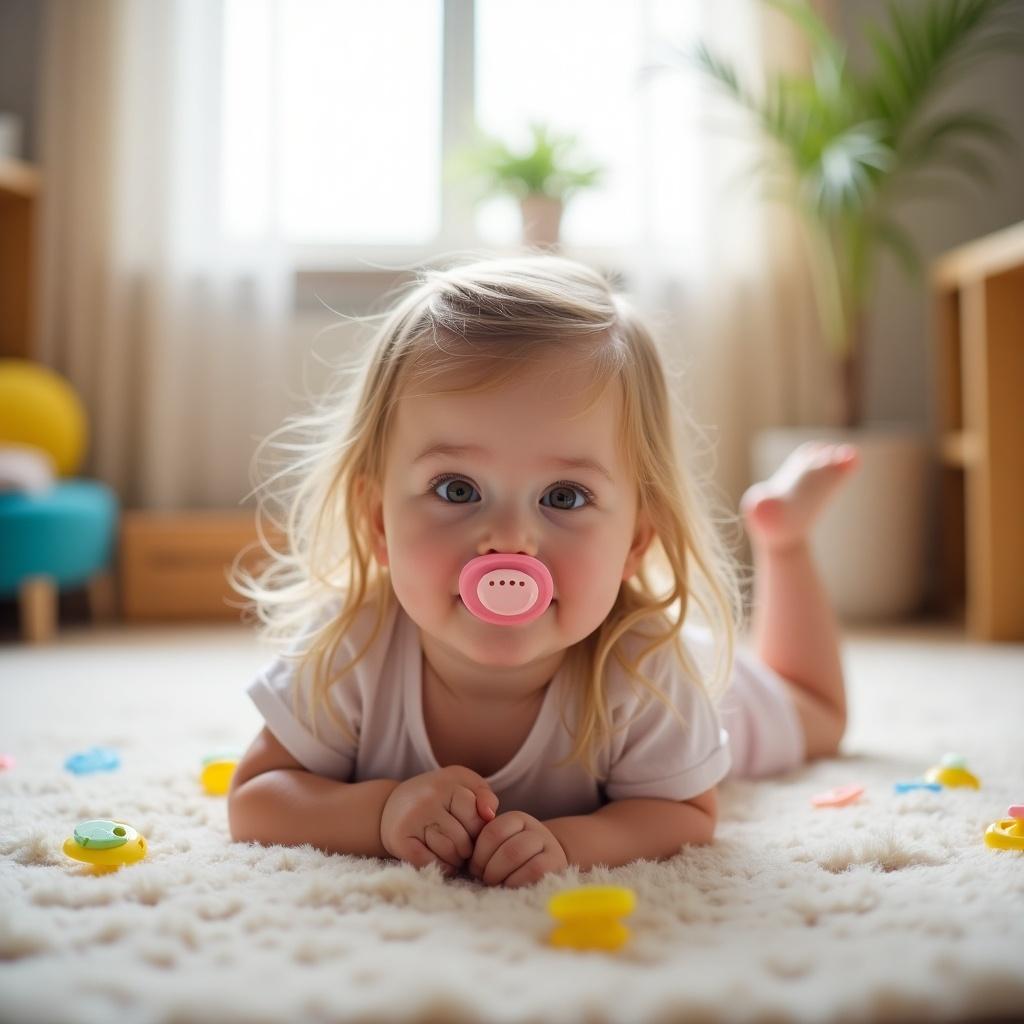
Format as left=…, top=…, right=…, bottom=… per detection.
left=603, top=641, right=731, bottom=803
left=247, top=649, right=361, bottom=780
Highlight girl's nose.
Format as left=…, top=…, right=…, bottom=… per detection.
left=458, top=553, right=554, bottom=625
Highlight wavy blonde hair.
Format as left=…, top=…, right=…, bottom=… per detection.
left=231, top=253, right=744, bottom=776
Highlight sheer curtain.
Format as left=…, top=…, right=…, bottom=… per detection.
left=38, top=0, right=294, bottom=508
left=473, top=0, right=834, bottom=508
left=617, top=0, right=836, bottom=510
left=37, top=0, right=831, bottom=511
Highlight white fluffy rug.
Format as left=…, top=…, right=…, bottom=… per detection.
left=1, top=624, right=1023, bottom=1024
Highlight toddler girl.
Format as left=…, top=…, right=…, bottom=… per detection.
left=228, top=254, right=857, bottom=889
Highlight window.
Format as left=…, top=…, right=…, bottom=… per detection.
left=221, top=0, right=703, bottom=263
left=221, top=0, right=442, bottom=247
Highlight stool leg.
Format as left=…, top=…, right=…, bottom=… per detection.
left=86, top=571, right=117, bottom=624
left=19, top=576, right=58, bottom=643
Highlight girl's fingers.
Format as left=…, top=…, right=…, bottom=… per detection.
left=449, top=786, right=489, bottom=841
left=437, top=809, right=475, bottom=861
left=398, top=836, right=453, bottom=875
left=480, top=830, right=544, bottom=888
left=475, top=788, right=499, bottom=823
left=423, top=822, right=463, bottom=867
left=502, top=849, right=551, bottom=889
left=468, top=814, right=525, bottom=880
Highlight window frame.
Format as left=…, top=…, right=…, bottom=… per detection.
left=289, top=0, right=625, bottom=283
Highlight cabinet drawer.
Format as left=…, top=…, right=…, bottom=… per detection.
left=119, top=511, right=277, bottom=621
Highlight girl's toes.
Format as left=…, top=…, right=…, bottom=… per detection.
left=750, top=495, right=786, bottom=531
left=739, top=482, right=768, bottom=517
left=830, top=444, right=860, bottom=470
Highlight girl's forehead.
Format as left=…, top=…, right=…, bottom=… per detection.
left=402, top=350, right=611, bottom=408
left=391, top=366, right=624, bottom=468
left=398, top=365, right=616, bottom=427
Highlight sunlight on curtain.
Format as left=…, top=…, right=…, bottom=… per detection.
left=221, top=0, right=442, bottom=245
left=39, top=0, right=298, bottom=508
left=39, top=0, right=827, bottom=512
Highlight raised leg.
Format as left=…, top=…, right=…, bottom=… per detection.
left=740, top=442, right=860, bottom=760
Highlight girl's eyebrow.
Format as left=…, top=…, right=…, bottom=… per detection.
left=412, top=442, right=614, bottom=484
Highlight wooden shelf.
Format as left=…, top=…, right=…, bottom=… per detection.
left=933, top=220, right=1024, bottom=642
left=938, top=431, right=983, bottom=469
left=0, top=157, right=40, bottom=198
left=932, top=220, right=1024, bottom=288
left=0, top=157, right=40, bottom=360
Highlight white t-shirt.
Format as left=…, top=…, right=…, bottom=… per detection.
left=247, top=596, right=735, bottom=820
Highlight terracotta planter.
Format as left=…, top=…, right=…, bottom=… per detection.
left=519, top=195, right=563, bottom=249
left=752, top=426, right=932, bottom=622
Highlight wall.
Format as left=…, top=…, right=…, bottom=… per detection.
left=0, top=0, right=43, bottom=161
left=836, top=0, right=1024, bottom=431
left=7, top=2, right=1023, bottom=447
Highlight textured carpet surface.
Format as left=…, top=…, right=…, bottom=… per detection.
left=1, top=624, right=1022, bottom=1024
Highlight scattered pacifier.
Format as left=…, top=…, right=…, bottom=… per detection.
left=547, top=885, right=635, bottom=952
left=200, top=752, right=239, bottom=795
left=458, top=553, right=554, bottom=626
left=985, top=805, right=1024, bottom=851
left=893, top=780, right=943, bottom=794
left=924, top=752, right=980, bottom=789
left=63, top=819, right=148, bottom=871
left=811, top=783, right=865, bottom=808
left=64, top=746, right=120, bottom=775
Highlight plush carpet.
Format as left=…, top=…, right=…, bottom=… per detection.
left=1, top=623, right=1022, bottom=1024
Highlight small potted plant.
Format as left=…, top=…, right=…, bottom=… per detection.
left=668, top=0, right=1020, bottom=619
left=449, top=121, right=606, bottom=248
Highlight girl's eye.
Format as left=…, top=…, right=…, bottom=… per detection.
left=429, top=474, right=594, bottom=510
left=541, top=482, right=592, bottom=511
left=432, top=475, right=479, bottom=504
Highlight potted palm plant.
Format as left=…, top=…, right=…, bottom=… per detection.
left=675, top=0, right=1020, bottom=619
left=449, top=121, right=605, bottom=248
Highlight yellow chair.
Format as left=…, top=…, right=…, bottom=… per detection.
left=0, top=359, right=118, bottom=642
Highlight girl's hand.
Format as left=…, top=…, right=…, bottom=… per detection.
left=468, top=810, right=569, bottom=888
left=380, top=766, right=499, bottom=876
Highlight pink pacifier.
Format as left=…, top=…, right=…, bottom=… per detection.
left=458, top=554, right=554, bottom=626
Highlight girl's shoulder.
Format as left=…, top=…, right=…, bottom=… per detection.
left=602, top=616, right=707, bottom=711
left=280, top=587, right=402, bottom=677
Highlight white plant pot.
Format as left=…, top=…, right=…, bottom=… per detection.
left=752, top=427, right=932, bottom=622
left=519, top=195, right=563, bottom=249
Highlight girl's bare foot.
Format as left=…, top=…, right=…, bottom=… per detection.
left=741, top=442, right=860, bottom=552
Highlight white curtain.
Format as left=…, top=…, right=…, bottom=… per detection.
left=38, top=0, right=294, bottom=508
left=621, top=0, right=837, bottom=511
left=37, top=0, right=832, bottom=512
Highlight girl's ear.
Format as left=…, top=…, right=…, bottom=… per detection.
left=357, top=476, right=389, bottom=567
left=622, top=515, right=655, bottom=581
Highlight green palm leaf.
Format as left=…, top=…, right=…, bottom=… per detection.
left=682, top=0, right=1021, bottom=368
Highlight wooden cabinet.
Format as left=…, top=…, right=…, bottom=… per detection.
left=932, top=220, right=1024, bottom=641
left=119, top=511, right=280, bottom=622
left=0, top=157, right=40, bottom=360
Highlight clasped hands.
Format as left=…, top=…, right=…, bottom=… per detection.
left=379, top=765, right=568, bottom=888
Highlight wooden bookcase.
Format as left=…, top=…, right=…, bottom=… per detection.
left=0, top=157, right=40, bottom=359
left=932, top=220, right=1024, bottom=641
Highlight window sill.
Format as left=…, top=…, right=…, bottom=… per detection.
left=292, top=243, right=632, bottom=314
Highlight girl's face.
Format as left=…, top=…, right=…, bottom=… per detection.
left=367, top=355, right=653, bottom=674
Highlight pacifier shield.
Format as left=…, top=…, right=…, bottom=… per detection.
left=458, top=554, right=554, bottom=625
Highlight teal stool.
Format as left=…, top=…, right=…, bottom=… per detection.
left=0, top=480, right=118, bottom=642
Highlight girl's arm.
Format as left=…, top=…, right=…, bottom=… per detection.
left=542, top=787, right=718, bottom=870
left=228, top=726, right=400, bottom=857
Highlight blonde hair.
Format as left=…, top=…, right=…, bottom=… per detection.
left=232, top=253, right=744, bottom=775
